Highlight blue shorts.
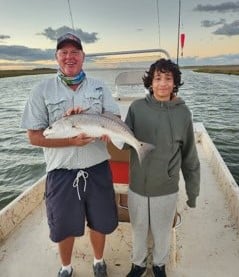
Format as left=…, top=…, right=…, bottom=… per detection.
left=45, top=161, right=118, bottom=242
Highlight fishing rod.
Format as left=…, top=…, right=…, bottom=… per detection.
left=65, top=0, right=170, bottom=60
left=156, top=0, right=160, bottom=49
left=67, top=0, right=75, bottom=31
left=176, top=0, right=181, bottom=64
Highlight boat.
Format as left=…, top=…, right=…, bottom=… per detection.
left=0, top=68, right=239, bottom=277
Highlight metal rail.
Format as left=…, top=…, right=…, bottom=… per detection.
left=86, top=48, right=170, bottom=59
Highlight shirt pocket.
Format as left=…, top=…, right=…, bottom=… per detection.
left=84, top=88, right=103, bottom=114
left=45, top=98, right=69, bottom=125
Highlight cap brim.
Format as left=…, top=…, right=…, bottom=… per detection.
left=57, top=40, right=82, bottom=50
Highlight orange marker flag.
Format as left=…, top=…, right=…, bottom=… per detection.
left=180, top=33, right=185, bottom=56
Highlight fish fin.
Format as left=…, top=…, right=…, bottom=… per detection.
left=137, top=142, right=155, bottom=164
left=111, top=138, right=125, bottom=150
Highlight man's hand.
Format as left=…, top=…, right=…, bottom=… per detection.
left=65, top=106, right=84, bottom=116
left=70, top=133, right=95, bottom=146
left=99, top=134, right=111, bottom=143
left=64, top=107, right=111, bottom=145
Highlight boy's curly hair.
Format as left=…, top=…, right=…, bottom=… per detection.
left=143, top=58, right=183, bottom=95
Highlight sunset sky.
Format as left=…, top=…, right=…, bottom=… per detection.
left=1, top=0, right=239, bottom=69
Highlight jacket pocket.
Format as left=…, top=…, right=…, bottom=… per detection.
left=168, top=151, right=182, bottom=177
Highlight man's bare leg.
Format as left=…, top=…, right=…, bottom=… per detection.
left=90, top=229, right=105, bottom=259
left=58, top=236, right=75, bottom=265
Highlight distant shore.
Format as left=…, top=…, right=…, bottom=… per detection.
left=0, top=68, right=57, bottom=78
left=0, top=65, right=239, bottom=78
left=183, top=65, right=239, bottom=76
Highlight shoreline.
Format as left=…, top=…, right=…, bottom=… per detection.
left=0, top=65, right=239, bottom=78
left=0, top=68, right=57, bottom=78
left=183, top=65, right=239, bottom=76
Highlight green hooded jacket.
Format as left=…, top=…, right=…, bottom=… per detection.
left=125, top=94, right=200, bottom=207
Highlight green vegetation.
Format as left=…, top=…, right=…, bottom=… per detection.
left=0, top=68, right=56, bottom=78
left=183, top=65, right=239, bottom=76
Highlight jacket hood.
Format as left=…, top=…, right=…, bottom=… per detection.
left=145, top=93, right=185, bottom=108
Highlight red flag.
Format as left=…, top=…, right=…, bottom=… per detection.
left=180, top=33, right=185, bottom=56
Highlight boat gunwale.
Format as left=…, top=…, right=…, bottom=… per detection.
left=196, top=123, right=239, bottom=228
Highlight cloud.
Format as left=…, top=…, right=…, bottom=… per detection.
left=0, top=45, right=54, bottom=61
left=0, top=45, right=108, bottom=63
left=39, top=26, right=98, bottom=44
left=0, top=26, right=99, bottom=63
left=0, top=26, right=100, bottom=63
left=194, top=3, right=239, bottom=37
left=194, top=1, right=239, bottom=13
left=201, top=19, right=226, bottom=27
left=0, top=35, right=10, bottom=41
left=213, top=20, right=239, bottom=36
left=1, top=47, right=239, bottom=68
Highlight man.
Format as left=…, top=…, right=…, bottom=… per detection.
left=21, top=32, right=120, bottom=277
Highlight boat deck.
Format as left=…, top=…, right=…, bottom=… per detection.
left=0, top=99, right=239, bottom=276
left=174, top=140, right=239, bottom=277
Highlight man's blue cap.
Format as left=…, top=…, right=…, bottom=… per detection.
left=56, top=32, right=83, bottom=50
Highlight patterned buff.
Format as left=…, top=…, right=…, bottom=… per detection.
left=57, top=70, right=86, bottom=86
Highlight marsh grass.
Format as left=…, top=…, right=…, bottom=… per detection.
left=184, top=65, right=239, bottom=75
left=0, top=68, right=56, bottom=78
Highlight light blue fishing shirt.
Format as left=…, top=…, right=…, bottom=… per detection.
left=21, top=76, right=120, bottom=172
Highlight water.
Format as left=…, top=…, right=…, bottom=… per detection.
left=0, top=69, right=238, bottom=210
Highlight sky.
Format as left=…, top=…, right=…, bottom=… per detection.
left=1, top=0, right=239, bottom=69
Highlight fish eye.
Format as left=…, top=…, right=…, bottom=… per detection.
left=49, top=126, right=52, bottom=129
left=72, top=125, right=76, bottom=128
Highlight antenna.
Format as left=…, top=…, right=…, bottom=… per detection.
left=67, top=0, right=75, bottom=31
left=156, top=0, right=160, bottom=49
left=176, top=0, right=181, bottom=64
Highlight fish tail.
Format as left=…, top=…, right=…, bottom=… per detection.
left=137, top=142, right=155, bottom=164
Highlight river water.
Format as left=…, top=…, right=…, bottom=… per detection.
left=0, top=69, right=238, bottom=210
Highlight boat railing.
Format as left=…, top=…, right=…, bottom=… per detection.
left=114, top=70, right=148, bottom=100
left=109, top=48, right=171, bottom=100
